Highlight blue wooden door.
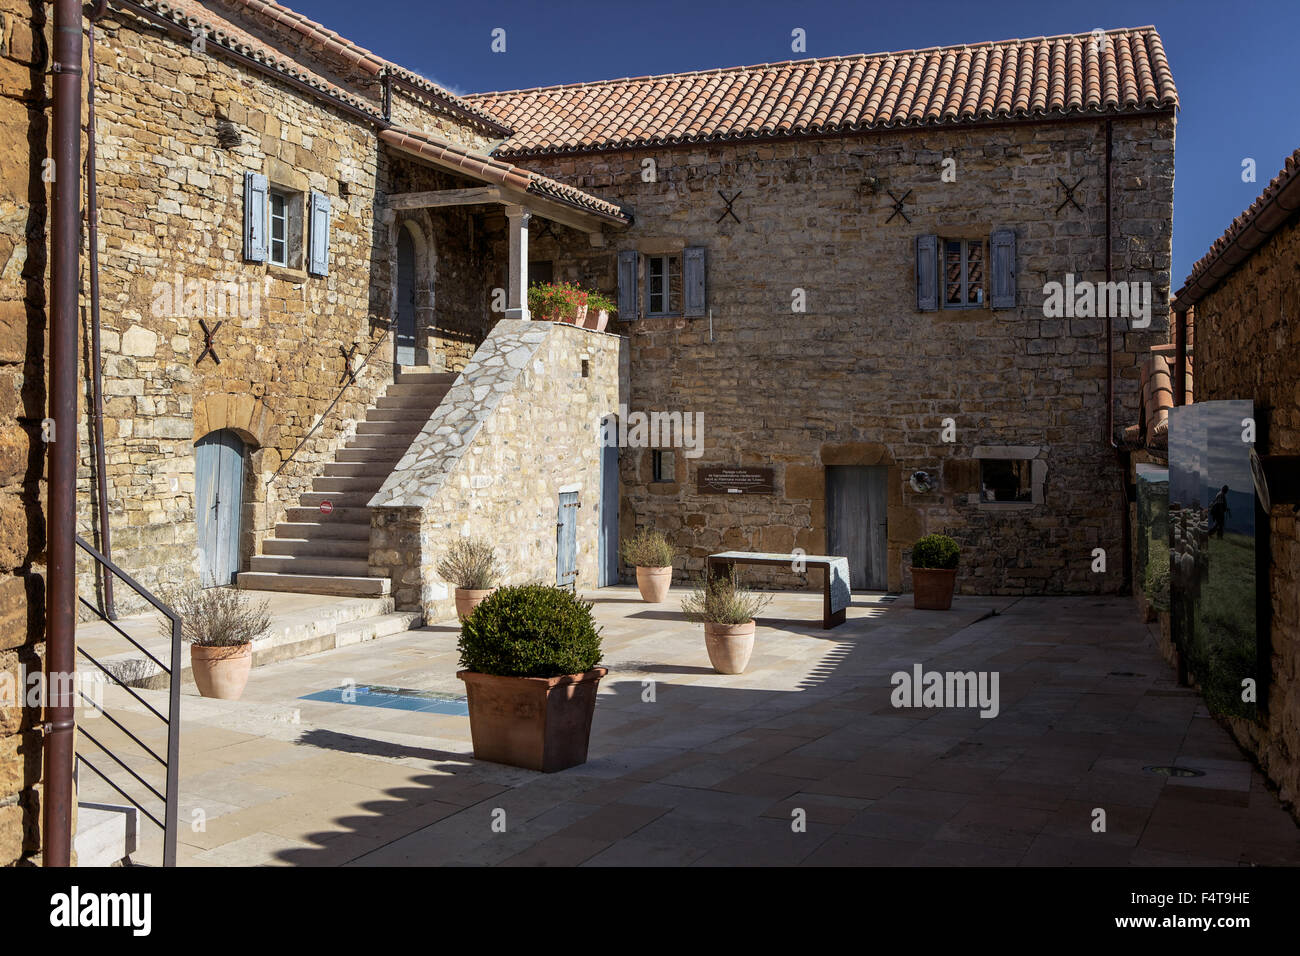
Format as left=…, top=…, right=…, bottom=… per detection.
left=195, top=429, right=246, bottom=588
left=556, top=491, right=579, bottom=588
left=395, top=227, right=417, bottom=367
left=826, top=465, right=887, bottom=590
left=598, top=418, right=619, bottom=587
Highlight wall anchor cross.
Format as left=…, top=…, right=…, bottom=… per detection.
left=197, top=319, right=223, bottom=366
left=339, top=342, right=361, bottom=384
left=1057, top=176, right=1085, bottom=214
left=886, top=189, right=912, bottom=224
left=716, top=190, right=743, bottom=224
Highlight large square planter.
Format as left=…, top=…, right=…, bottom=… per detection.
left=457, top=667, right=607, bottom=773
left=910, top=567, right=957, bottom=610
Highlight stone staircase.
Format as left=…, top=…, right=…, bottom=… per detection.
left=237, top=367, right=455, bottom=598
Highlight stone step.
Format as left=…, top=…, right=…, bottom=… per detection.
left=333, top=447, right=407, bottom=464
left=375, top=391, right=447, bottom=410
left=335, top=610, right=422, bottom=647
left=312, top=475, right=385, bottom=494
left=365, top=406, right=430, bottom=422
left=75, top=802, right=138, bottom=867
left=396, top=369, right=457, bottom=385
left=299, top=491, right=372, bottom=509
left=250, top=554, right=371, bottom=576
left=237, top=571, right=391, bottom=597
left=274, top=520, right=369, bottom=541
left=262, top=536, right=369, bottom=559
left=324, top=460, right=393, bottom=478
left=285, top=505, right=372, bottom=524
left=342, top=432, right=416, bottom=450
left=355, top=419, right=427, bottom=436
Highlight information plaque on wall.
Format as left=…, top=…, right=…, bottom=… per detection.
left=697, top=466, right=776, bottom=495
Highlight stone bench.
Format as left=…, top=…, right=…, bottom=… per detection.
left=706, top=551, right=850, bottom=629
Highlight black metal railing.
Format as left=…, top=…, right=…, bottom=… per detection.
left=74, top=534, right=180, bottom=867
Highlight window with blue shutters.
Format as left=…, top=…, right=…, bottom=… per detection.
left=243, top=172, right=268, bottom=263
left=308, top=191, right=331, bottom=276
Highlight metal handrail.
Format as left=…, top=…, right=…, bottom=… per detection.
left=75, top=534, right=180, bottom=867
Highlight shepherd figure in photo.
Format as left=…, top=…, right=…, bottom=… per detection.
left=1209, top=484, right=1231, bottom=539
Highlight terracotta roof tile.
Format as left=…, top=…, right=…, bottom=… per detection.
left=468, top=26, right=1177, bottom=156
left=1174, top=147, right=1300, bottom=310
left=379, top=127, right=629, bottom=225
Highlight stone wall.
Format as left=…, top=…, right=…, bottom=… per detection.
left=1193, top=213, right=1300, bottom=814
left=371, top=320, right=623, bottom=622
left=0, top=0, right=44, bottom=865
left=518, top=115, right=1175, bottom=594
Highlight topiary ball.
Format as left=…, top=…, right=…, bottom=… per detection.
left=458, top=583, right=603, bottom=678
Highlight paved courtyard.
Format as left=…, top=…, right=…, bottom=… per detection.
left=91, top=588, right=1299, bottom=866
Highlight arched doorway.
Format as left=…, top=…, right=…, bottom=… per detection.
left=395, top=226, right=417, bottom=367
left=195, top=429, right=247, bottom=587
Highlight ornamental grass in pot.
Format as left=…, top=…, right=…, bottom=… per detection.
left=436, top=537, right=503, bottom=620
left=456, top=584, right=605, bottom=773
left=621, top=528, right=675, bottom=603
left=680, top=570, right=773, bottom=675
left=164, top=587, right=271, bottom=700
left=910, top=533, right=960, bottom=610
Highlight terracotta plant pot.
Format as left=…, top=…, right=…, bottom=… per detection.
left=704, top=620, right=756, bottom=674
left=455, top=587, right=494, bottom=621
left=635, top=565, right=672, bottom=602
left=457, top=667, right=607, bottom=773
left=911, top=567, right=957, bottom=610
left=190, top=642, right=253, bottom=700
left=582, top=308, right=609, bottom=333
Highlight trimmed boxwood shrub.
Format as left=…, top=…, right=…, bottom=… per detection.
left=458, top=584, right=603, bottom=678
left=911, top=533, right=960, bottom=570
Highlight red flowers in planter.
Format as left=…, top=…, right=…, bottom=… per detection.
left=527, top=281, right=589, bottom=324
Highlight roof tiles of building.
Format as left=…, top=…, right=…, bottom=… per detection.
left=467, top=27, right=1178, bottom=157
left=1174, top=147, right=1300, bottom=311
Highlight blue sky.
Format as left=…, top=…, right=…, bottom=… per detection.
left=293, top=0, right=1299, bottom=285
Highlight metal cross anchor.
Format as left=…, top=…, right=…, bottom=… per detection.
left=196, top=319, right=223, bottom=365
left=716, top=190, right=743, bottom=224
left=1057, top=176, right=1086, bottom=214
left=533, top=218, right=558, bottom=241
left=886, top=189, right=912, bottom=224
left=339, top=342, right=361, bottom=384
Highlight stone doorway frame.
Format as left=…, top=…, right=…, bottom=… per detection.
left=389, top=214, right=437, bottom=368
left=194, top=394, right=279, bottom=577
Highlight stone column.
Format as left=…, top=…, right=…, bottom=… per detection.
left=505, top=204, right=531, bottom=320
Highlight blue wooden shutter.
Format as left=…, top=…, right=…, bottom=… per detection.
left=243, top=172, right=268, bottom=263
left=617, top=250, right=638, bottom=320
left=990, top=228, right=1016, bottom=309
left=915, top=234, right=938, bottom=311
left=683, top=246, right=706, bottom=317
left=308, top=191, right=331, bottom=276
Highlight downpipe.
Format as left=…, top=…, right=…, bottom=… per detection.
left=1104, top=118, right=1133, bottom=597
left=44, top=0, right=83, bottom=867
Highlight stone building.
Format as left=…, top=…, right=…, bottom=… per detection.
left=468, top=29, right=1178, bottom=594
left=1169, top=148, right=1300, bottom=814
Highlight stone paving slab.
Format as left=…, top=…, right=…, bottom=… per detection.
left=79, top=588, right=1300, bottom=866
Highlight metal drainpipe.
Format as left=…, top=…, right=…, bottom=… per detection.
left=45, top=0, right=84, bottom=867
left=1104, top=118, right=1133, bottom=595
left=87, top=1, right=113, bottom=619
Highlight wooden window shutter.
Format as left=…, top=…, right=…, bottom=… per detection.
left=243, top=172, right=268, bottom=263
left=682, top=246, right=706, bottom=317
left=617, top=250, right=639, bottom=320
left=915, top=234, right=938, bottom=311
left=308, top=191, right=331, bottom=276
left=990, top=228, right=1016, bottom=309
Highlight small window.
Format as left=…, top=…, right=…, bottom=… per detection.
left=943, top=239, right=986, bottom=309
left=980, top=459, right=1032, bottom=502
left=646, top=254, right=681, bottom=316
left=652, top=449, right=675, bottom=483
left=269, top=190, right=289, bottom=267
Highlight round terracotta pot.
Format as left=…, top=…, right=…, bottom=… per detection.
left=635, top=566, right=672, bottom=602
left=704, top=620, right=756, bottom=674
left=456, top=587, right=494, bottom=621
left=911, top=567, right=957, bottom=610
left=190, top=642, right=253, bottom=700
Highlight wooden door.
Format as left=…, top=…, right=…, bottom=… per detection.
left=598, top=419, right=619, bottom=587
left=556, top=491, right=579, bottom=588
left=395, top=227, right=417, bottom=367
left=826, top=465, right=888, bottom=590
left=195, top=429, right=246, bottom=588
